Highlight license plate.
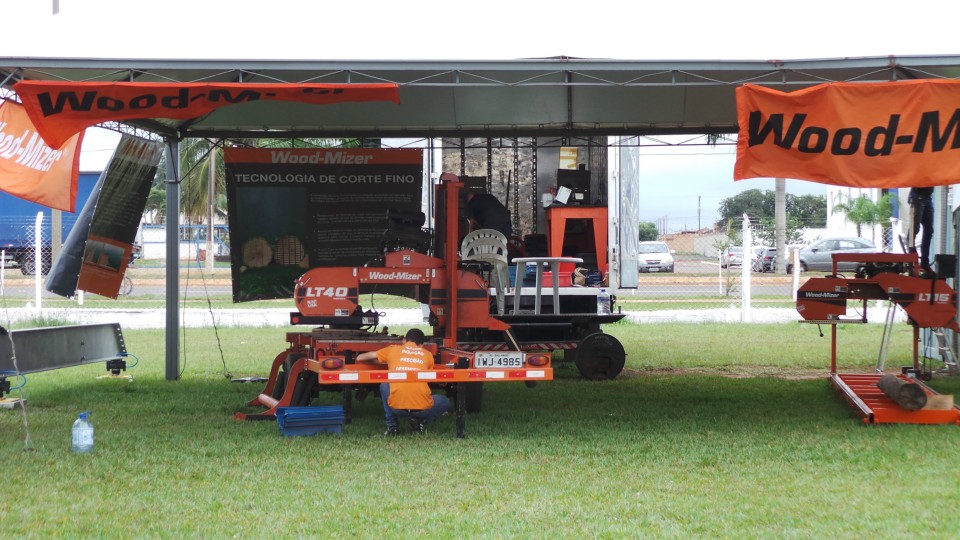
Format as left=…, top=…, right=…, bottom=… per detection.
left=649, top=267, right=660, bottom=272
left=474, top=351, right=524, bottom=369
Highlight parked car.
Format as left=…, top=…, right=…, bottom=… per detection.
left=751, top=247, right=777, bottom=272
left=638, top=241, right=675, bottom=273
left=128, top=242, right=142, bottom=266
left=720, top=246, right=743, bottom=268
left=787, top=237, right=878, bottom=272
left=748, top=245, right=764, bottom=268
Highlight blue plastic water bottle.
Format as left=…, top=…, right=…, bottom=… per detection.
left=72, top=412, right=94, bottom=454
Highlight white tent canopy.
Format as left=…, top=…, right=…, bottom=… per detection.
left=5, top=55, right=960, bottom=139
left=4, top=54, right=960, bottom=378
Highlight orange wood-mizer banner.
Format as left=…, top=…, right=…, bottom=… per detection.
left=13, top=81, right=401, bottom=148
left=0, top=99, right=83, bottom=212
left=735, top=80, right=960, bottom=188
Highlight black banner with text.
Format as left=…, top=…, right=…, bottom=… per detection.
left=224, top=147, right=423, bottom=302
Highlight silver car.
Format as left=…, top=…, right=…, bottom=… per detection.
left=752, top=247, right=777, bottom=272
left=787, top=237, right=877, bottom=272
left=720, top=246, right=743, bottom=268
left=638, top=241, right=675, bottom=273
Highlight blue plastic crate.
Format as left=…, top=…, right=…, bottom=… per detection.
left=278, top=423, right=343, bottom=436
left=276, top=406, right=344, bottom=437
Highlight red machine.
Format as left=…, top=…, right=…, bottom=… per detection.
left=235, top=173, right=625, bottom=436
left=797, top=252, right=960, bottom=425
left=290, top=250, right=509, bottom=339
left=797, top=253, right=960, bottom=333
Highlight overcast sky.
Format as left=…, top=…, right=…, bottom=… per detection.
left=8, top=1, right=958, bottom=60
left=11, top=0, right=957, bottom=231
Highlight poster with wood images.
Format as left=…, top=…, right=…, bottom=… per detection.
left=224, top=147, right=424, bottom=302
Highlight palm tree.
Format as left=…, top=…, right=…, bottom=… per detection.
left=146, top=137, right=223, bottom=226
left=177, top=138, right=222, bottom=225
left=143, top=187, right=166, bottom=224
left=831, top=193, right=894, bottom=240
left=151, top=136, right=358, bottom=226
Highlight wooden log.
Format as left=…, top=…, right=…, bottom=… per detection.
left=877, top=374, right=928, bottom=411
left=923, top=394, right=955, bottom=410
left=241, top=237, right=272, bottom=268
left=273, top=235, right=305, bottom=265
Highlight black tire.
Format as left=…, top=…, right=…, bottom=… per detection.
left=17, top=254, right=51, bottom=275
left=290, top=370, right=316, bottom=407
left=271, top=352, right=305, bottom=399
left=18, top=257, right=35, bottom=275
left=465, top=382, right=483, bottom=413
left=271, top=370, right=288, bottom=400
left=118, top=277, right=133, bottom=296
left=574, top=332, right=626, bottom=380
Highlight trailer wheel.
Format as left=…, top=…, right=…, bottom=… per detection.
left=17, top=253, right=51, bottom=275
left=465, top=382, right=483, bottom=413
left=18, top=257, right=37, bottom=275
left=290, top=370, right=316, bottom=407
left=574, top=332, right=625, bottom=380
left=271, top=352, right=306, bottom=399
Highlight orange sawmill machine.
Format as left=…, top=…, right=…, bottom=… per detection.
left=235, top=173, right=625, bottom=436
left=797, top=251, right=960, bottom=425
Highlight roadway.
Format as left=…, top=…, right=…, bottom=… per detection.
left=630, top=258, right=800, bottom=298
left=0, top=266, right=233, bottom=299
left=0, top=259, right=801, bottom=300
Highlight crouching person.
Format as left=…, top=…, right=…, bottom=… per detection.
left=356, top=328, right=451, bottom=435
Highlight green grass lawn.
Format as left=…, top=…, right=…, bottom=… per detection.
left=2, top=323, right=959, bottom=537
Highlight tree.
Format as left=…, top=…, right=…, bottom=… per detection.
left=638, top=221, right=659, bottom=241
left=144, top=187, right=166, bottom=224
left=178, top=138, right=222, bottom=225
left=754, top=216, right=805, bottom=246
left=717, top=189, right=826, bottom=229
left=151, top=137, right=356, bottom=225
left=789, top=194, right=827, bottom=228
left=717, top=189, right=774, bottom=227
left=831, top=193, right=894, bottom=240
left=150, top=137, right=225, bottom=226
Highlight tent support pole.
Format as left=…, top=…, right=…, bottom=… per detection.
left=165, top=137, right=181, bottom=380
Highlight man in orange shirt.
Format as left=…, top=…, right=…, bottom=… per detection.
left=356, top=328, right=451, bottom=435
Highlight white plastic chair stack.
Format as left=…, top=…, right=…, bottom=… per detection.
left=460, top=229, right=509, bottom=315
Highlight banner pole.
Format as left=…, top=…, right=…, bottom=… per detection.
left=34, top=212, right=43, bottom=313
left=741, top=214, right=751, bottom=322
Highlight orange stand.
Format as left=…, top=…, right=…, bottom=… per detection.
left=545, top=206, right=608, bottom=274
left=831, top=373, right=960, bottom=425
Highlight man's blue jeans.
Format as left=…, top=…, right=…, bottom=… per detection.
left=380, top=382, right=452, bottom=430
left=912, top=198, right=934, bottom=267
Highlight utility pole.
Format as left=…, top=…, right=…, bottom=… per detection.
left=698, top=195, right=701, bottom=230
